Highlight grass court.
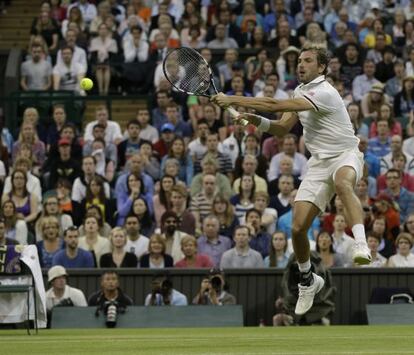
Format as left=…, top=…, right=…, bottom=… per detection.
left=0, top=325, right=413, bottom=354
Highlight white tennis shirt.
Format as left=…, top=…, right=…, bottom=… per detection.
left=293, top=75, right=359, bottom=159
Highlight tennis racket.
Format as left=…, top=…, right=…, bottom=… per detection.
left=162, top=47, right=248, bottom=126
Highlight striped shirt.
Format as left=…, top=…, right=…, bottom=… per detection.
left=193, top=152, right=233, bottom=175
left=190, top=192, right=215, bottom=223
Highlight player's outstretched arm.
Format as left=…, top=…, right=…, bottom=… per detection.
left=235, top=112, right=299, bottom=138
left=211, top=93, right=314, bottom=113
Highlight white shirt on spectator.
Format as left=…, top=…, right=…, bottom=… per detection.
left=122, top=35, right=149, bottom=63
left=124, top=235, right=149, bottom=260
left=56, top=46, right=88, bottom=73
left=83, top=120, right=123, bottom=145
left=332, top=232, right=354, bottom=266
left=21, top=58, right=52, bottom=90
left=352, top=75, right=379, bottom=102
left=52, top=60, right=85, bottom=92
left=268, top=152, right=308, bottom=181
left=71, top=176, right=111, bottom=203
left=2, top=172, right=42, bottom=205
left=46, top=285, right=87, bottom=311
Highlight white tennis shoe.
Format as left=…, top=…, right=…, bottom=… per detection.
left=352, top=242, right=372, bottom=265
left=295, top=273, right=325, bottom=316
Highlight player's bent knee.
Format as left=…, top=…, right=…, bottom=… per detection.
left=334, top=180, right=353, bottom=197
left=291, top=223, right=307, bottom=237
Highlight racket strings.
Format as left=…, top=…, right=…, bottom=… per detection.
left=164, top=48, right=211, bottom=95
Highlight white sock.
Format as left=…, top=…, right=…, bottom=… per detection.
left=298, top=259, right=311, bottom=273
left=352, top=224, right=366, bottom=244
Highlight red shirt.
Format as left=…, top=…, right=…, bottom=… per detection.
left=377, top=172, right=414, bottom=192
left=175, top=254, right=214, bottom=268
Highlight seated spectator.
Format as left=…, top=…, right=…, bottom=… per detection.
left=268, top=134, right=308, bottom=181
left=139, top=140, right=160, bottom=182
left=316, top=230, right=345, bottom=268
left=361, top=83, right=389, bottom=122
left=145, top=275, right=188, bottom=306
left=76, top=176, right=115, bottom=227
left=264, top=231, right=290, bottom=268
left=372, top=192, right=401, bottom=241
left=43, top=138, right=82, bottom=190
left=233, top=154, right=267, bottom=194
left=1, top=200, right=28, bottom=245
left=78, top=215, right=111, bottom=267
left=46, top=266, right=87, bottom=312
left=88, top=271, right=134, bottom=309
left=136, top=108, right=159, bottom=144
left=162, top=159, right=182, bottom=186
left=0, top=217, right=19, bottom=246
left=45, top=104, right=67, bottom=149
left=192, top=269, right=237, bottom=305
left=57, top=29, right=88, bottom=74
left=369, top=215, right=394, bottom=258
left=385, top=60, right=404, bottom=102
left=2, top=169, right=39, bottom=225
left=184, top=25, right=206, bottom=49
left=126, top=197, right=155, bottom=237
left=348, top=102, right=368, bottom=137
left=220, top=225, right=264, bottom=268
left=270, top=174, right=295, bottom=219
left=153, top=123, right=176, bottom=159
left=169, top=185, right=196, bottom=236
left=355, top=178, right=372, bottom=209
left=84, top=106, right=123, bottom=146
left=48, top=122, right=83, bottom=162
left=52, top=46, right=85, bottom=94
left=153, top=175, right=174, bottom=229
left=30, top=9, right=59, bottom=54
left=12, top=121, right=46, bottom=170
left=175, top=235, right=214, bottom=268
left=394, top=76, right=414, bottom=119
left=380, top=136, right=412, bottom=176
left=207, top=23, right=238, bottom=49
left=56, top=178, right=73, bottom=216
left=197, top=215, right=232, bottom=268
left=352, top=59, right=379, bottom=102
left=89, top=0, right=112, bottom=35
left=388, top=233, right=414, bottom=267
left=100, top=227, right=138, bottom=268
left=267, top=159, right=301, bottom=197
left=52, top=225, right=94, bottom=268
left=123, top=214, right=149, bottom=260
left=367, top=120, right=391, bottom=159
left=365, top=232, right=387, bottom=267
left=149, top=15, right=180, bottom=49
left=230, top=175, right=255, bottom=222
left=67, top=0, right=97, bottom=28
left=35, top=195, right=73, bottom=242
left=123, top=25, right=149, bottom=63
left=36, top=216, right=64, bottom=268
left=245, top=208, right=271, bottom=258
left=211, top=194, right=239, bottom=240
left=378, top=154, right=414, bottom=192
left=161, top=137, right=193, bottom=186
left=20, top=44, right=52, bottom=91
left=139, top=233, right=174, bottom=268
left=89, top=23, right=118, bottom=95
left=61, top=6, right=86, bottom=37
left=369, top=105, right=402, bottom=138
left=159, top=211, right=187, bottom=263
left=117, top=120, right=143, bottom=171
left=191, top=156, right=232, bottom=199
left=78, top=205, right=111, bottom=238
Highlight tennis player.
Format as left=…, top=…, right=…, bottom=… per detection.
left=212, top=43, right=371, bottom=316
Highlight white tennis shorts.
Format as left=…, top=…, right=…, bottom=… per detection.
left=295, top=149, right=364, bottom=212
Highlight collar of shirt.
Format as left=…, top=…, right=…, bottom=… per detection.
left=235, top=247, right=250, bottom=257
left=298, top=75, right=325, bottom=89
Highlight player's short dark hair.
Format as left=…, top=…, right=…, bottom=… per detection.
left=301, top=43, right=329, bottom=75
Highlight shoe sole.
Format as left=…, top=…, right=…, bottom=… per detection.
left=294, top=277, right=325, bottom=316
left=353, top=254, right=372, bottom=265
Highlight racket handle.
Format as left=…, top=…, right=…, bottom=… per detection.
left=226, top=106, right=249, bottom=126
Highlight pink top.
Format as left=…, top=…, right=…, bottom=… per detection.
left=175, top=254, right=214, bottom=268
left=369, top=121, right=402, bottom=138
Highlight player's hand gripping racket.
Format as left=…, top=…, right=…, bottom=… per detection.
left=162, top=47, right=248, bottom=126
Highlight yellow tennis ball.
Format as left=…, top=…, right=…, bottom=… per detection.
left=80, top=78, right=93, bottom=91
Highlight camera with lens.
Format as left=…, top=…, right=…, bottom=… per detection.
left=104, top=301, right=119, bottom=328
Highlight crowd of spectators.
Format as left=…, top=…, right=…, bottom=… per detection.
left=2, top=0, right=414, bottom=275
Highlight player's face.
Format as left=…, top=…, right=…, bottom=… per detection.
left=297, top=50, right=324, bottom=84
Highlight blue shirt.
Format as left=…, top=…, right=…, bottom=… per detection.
left=364, top=151, right=381, bottom=178
left=145, top=289, right=188, bottom=306
left=197, top=235, right=232, bottom=267
left=52, top=248, right=95, bottom=268
left=367, top=137, right=391, bottom=158
left=264, top=253, right=289, bottom=268
left=115, top=172, right=154, bottom=210
left=386, top=187, right=414, bottom=223
left=277, top=210, right=320, bottom=240
left=249, top=232, right=271, bottom=259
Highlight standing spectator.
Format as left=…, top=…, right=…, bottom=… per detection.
left=264, top=231, right=290, bottom=268
left=36, top=216, right=64, bottom=268
left=220, top=225, right=264, bottom=268
left=175, top=235, right=214, bottom=268
left=78, top=215, right=111, bottom=267
left=100, top=227, right=138, bottom=268
left=20, top=45, right=52, bottom=91
left=123, top=214, right=149, bottom=260
left=197, top=215, right=232, bottom=267
left=388, top=233, right=414, bottom=267
left=46, top=266, right=87, bottom=312
left=139, top=234, right=174, bottom=268
left=52, top=46, right=85, bottom=94
left=52, top=226, right=95, bottom=268
left=84, top=106, right=123, bottom=146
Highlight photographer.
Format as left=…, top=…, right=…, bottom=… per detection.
left=88, top=271, right=133, bottom=311
left=145, top=276, right=188, bottom=306
left=46, top=266, right=87, bottom=312
left=192, top=269, right=236, bottom=306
